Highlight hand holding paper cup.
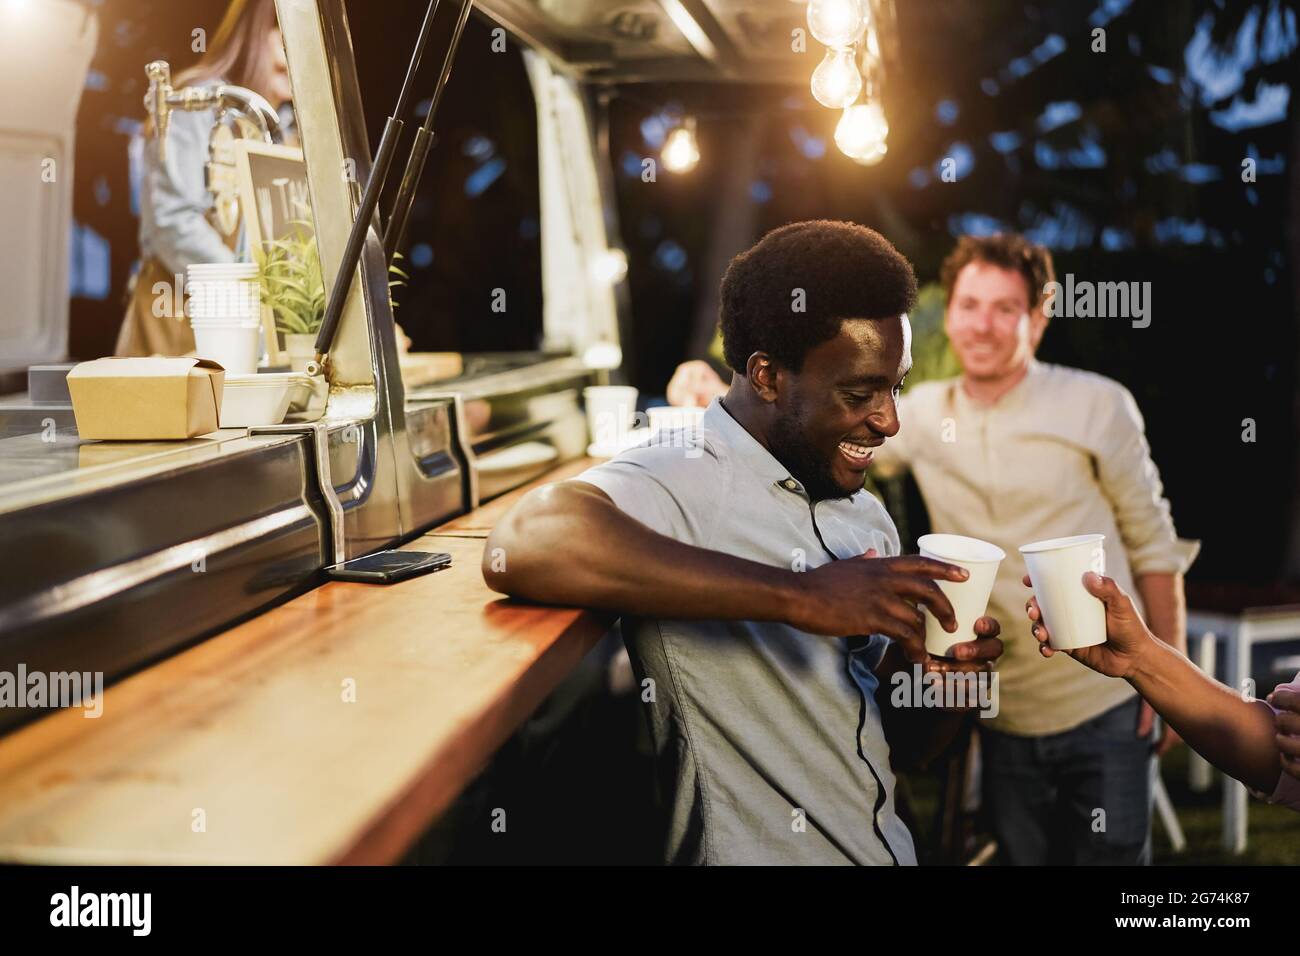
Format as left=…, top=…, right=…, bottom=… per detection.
left=1019, top=533, right=1107, bottom=650
left=917, top=533, right=1005, bottom=658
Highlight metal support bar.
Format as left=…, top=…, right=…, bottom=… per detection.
left=383, top=0, right=475, bottom=265
left=249, top=421, right=357, bottom=566
left=1153, top=773, right=1187, bottom=853
left=1222, top=622, right=1251, bottom=854
left=312, top=0, right=448, bottom=364
left=1188, top=631, right=1217, bottom=792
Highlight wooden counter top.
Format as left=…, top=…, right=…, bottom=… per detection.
left=0, top=457, right=607, bottom=864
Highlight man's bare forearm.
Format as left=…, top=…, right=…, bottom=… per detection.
left=483, top=480, right=804, bottom=624
left=1129, top=638, right=1279, bottom=793
left=1135, top=572, right=1186, bottom=655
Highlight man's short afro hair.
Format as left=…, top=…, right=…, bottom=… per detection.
left=719, top=220, right=917, bottom=374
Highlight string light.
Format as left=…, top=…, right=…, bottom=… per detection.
left=834, top=102, right=889, bottom=165
left=583, top=341, right=623, bottom=370
left=590, top=249, right=629, bottom=285
left=810, top=47, right=862, bottom=110
left=806, top=0, right=866, bottom=49
left=662, top=117, right=700, bottom=173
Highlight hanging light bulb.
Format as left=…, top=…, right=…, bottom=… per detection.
left=583, top=341, right=623, bottom=371
left=590, top=248, right=629, bottom=285
left=662, top=118, right=700, bottom=173
left=835, top=101, right=889, bottom=165
left=807, top=0, right=866, bottom=49
left=863, top=19, right=882, bottom=60
left=810, top=46, right=862, bottom=110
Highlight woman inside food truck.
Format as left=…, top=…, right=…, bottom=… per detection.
left=114, top=0, right=294, bottom=358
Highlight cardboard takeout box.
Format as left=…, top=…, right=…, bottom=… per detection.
left=67, top=357, right=226, bottom=440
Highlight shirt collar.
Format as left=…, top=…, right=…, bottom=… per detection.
left=704, top=397, right=832, bottom=497
left=952, top=356, right=1042, bottom=413
left=703, top=397, right=802, bottom=490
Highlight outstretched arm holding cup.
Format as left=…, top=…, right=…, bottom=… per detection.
left=1023, top=571, right=1300, bottom=807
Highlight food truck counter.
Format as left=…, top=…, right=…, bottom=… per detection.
left=0, top=456, right=606, bottom=865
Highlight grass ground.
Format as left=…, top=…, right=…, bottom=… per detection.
left=904, top=743, right=1300, bottom=865
left=1150, top=745, right=1300, bottom=866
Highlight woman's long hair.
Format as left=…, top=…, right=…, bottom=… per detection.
left=174, top=0, right=282, bottom=98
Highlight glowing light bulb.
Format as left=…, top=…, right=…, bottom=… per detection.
left=590, top=249, right=629, bottom=285
left=810, top=46, right=862, bottom=110
left=583, top=341, right=623, bottom=370
left=662, top=121, right=700, bottom=174
left=835, top=102, right=889, bottom=165
left=807, top=0, right=866, bottom=49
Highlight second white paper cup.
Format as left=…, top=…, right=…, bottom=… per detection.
left=647, top=405, right=706, bottom=436
left=583, top=386, right=639, bottom=449
left=1019, top=533, right=1107, bottom=650
left=917, top=533, right=1005, bottom=658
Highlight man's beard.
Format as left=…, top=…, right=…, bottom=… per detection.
left=767, top=404, right=854, bottom=503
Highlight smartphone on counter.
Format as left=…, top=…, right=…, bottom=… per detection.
left=324, top=549, right=452, bottom=584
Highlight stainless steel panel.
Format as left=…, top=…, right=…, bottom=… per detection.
left=411, top=355, right=592, bottom=502
left=0, top=431, right=325, bottom=734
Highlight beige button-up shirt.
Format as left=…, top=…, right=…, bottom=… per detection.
left=874, top=359, right=1199, bottom=736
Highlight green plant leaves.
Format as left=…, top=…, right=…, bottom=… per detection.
left=256, top=221, right=326, bottom=337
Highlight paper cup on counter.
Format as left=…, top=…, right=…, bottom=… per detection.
left=917, top=533, right=1005, bottom=658
left=193, top=323, right=261, bottom=375
left=187, top=262, right=259, bottom=287
left=1019, top=533, right=1107, bottom=650
left=186, top=262, right=261, bottom=325
left=583, top=386, right=638, bottom=451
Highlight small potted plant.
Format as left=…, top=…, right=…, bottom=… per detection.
left=258, top=223, right=324, bottom=372
left=259, top=224, right=409, bottom=371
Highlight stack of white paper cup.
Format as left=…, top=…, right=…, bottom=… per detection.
left=583, top=386, right=639, bottom=452
left=917, top=533, right=1006, bottom=658
left=1019, top=533, right=1107, bottom=650
left=187, top=262, right=262, bottom=374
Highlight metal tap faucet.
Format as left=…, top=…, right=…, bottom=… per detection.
left=144, top=59, right=283, bottom=163
left=144, top=60, right=174, bottom=160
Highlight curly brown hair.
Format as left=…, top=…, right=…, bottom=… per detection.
left=719, top=220, right=917, bottom=373
left=939, top=234, right=1056, bottom=311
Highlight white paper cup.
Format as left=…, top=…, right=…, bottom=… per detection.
left=189, top=310, right=259, bottom=325
left=648, top=405, right=705, bottom=451
left=917, top=533, right=1006, bottom=658
left=187, top=262, right=258, bottom=280
left=187, top=281, right=260, bottom=321
left=1019, top=533, right=1107, bottom=650
left=583, top=386, right=639, bottom=450
left=648, top=405, right=706, bottom=434
left=193, top=324, right=261, bottom=374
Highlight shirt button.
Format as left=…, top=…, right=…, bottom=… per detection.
left=781, top=479, right=798, bottom=491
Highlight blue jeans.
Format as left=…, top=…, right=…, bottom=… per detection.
left=980, top=697, right=1157, bottom=865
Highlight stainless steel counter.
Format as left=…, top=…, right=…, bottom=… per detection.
left=0, top=351, right=591, bottom=734
left=0, top=392, right=463, bottom=734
